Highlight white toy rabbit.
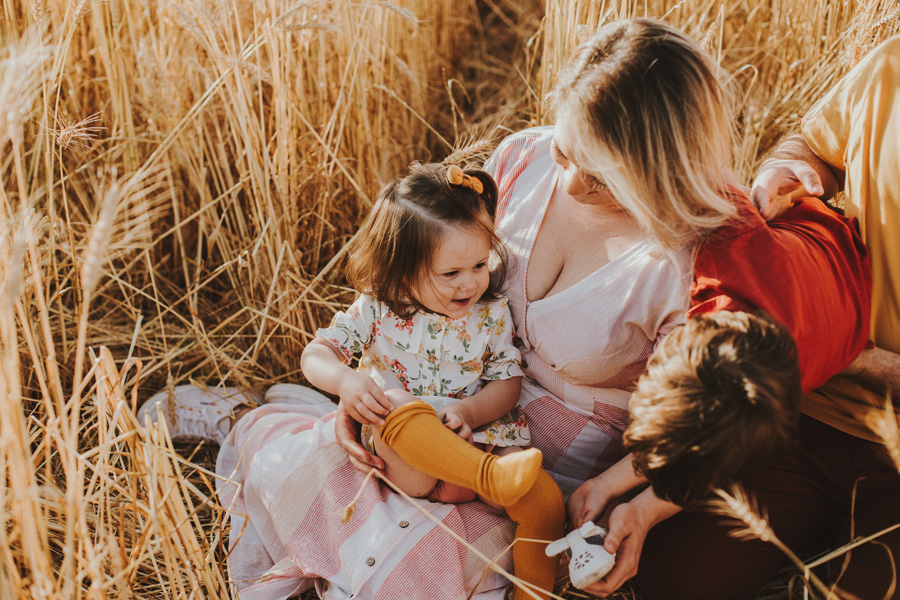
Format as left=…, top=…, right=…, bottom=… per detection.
left=545, top=521, right=616, bottom=589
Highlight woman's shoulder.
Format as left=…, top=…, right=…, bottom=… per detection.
left=486, top=127, right=556, bottom=222
left=485, top=126, right=554, bottom=179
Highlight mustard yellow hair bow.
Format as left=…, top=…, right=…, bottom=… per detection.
left=446, top=165, right=484, bottom=194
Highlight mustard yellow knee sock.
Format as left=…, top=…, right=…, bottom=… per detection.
left=506, top=470, right=565, bottom=600
left=379, top=401, right=543, bottom=506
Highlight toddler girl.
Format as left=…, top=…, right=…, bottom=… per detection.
left=300, top=163, right=564, bottom=600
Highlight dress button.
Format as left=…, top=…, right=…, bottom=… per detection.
left=521, top=359, right=528, bottom=369
left=399, top=521, right=409, bottom=528
left=366, top=557, right=376, bottom=566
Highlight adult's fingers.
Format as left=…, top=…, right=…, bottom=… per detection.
left=348, top=451, right=384, bottom=473
left=792, top=162, right=825, bottom=197
left=751, top=160, right=825, bottom=220
left=582, top=552, right=637, bottom=597
left=602, top=504, right=632, bottom=554
left=582, top=531, right=639, bottom=596
left=334, top=404, right=385, bottom=470
left=566, top=487, right=598, bottom=529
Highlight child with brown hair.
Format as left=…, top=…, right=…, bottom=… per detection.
left=566, top=310, right=802, bottom=520
left=300, top=162, right=564, bottom=600
left=624, top=310, right=802, bottom=506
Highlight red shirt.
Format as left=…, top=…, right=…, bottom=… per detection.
left=690, top=192, right=871, bottom=393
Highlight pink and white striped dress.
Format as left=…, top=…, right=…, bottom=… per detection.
left=486, top=127, right=692, bottom=496
left=216, top=127, right=692, bottom=599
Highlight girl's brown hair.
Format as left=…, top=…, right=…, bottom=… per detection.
left=344, top=162, right=508, bottom=316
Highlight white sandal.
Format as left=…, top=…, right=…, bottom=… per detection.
left=545, top=521, right=616, bottom=589
left=137, top=385, right=260, bottom=444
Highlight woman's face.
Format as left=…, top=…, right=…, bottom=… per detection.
left=551, top=120, right=612, bottom=205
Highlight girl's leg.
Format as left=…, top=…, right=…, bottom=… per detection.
left=372, top=432, right=440, bottom=498
left=505, top=468, right=566, bottom=600
left=378, top=393, right=543, bottom=506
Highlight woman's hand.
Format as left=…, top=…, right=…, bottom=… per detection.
left=336, top=371, right=393, bottom=426
left=437, top=404, right=474, bottom=442
left=334, top=402, right=386, bottom=472
left=567, top=476, right=611, bottom=529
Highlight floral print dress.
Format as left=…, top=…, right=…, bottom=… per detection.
left=317, top=294, right=529, bottom=446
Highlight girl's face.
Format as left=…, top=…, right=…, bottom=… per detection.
left=413, top=223, right=492, bottom=320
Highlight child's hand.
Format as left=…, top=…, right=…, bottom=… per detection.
left=437, top=404, right=474, bottom=442
left=567, top=476, right=611, bottom=529
left=337, top=372, right=393, bottom=426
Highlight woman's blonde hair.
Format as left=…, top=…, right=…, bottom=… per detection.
left=549, top=18, right=739, bottom=248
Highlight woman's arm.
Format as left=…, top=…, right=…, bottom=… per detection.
left=438, top=377, right=522, bottom=441
left=301, top=336, right=392, bottom=425
left=567, top=454, right=648, bottom=528
left=582, top=487, right=681, bottom=598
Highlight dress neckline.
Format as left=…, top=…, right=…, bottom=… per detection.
left=522, top=168, right=651, bottom=307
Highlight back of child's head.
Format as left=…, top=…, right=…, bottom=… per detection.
left=344, top=162, right=507, bottom=316
left=624, top=310, right=801, bottom=507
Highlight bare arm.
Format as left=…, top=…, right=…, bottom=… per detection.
left=841, top=346, right=900, bottom=396
left=300, top=336, right=392, bottom=425
left=438, top=377, right=522, bottom=441
left=750, top=134, right=845, bottom=220
left=567, top=454, right=648, bottom=529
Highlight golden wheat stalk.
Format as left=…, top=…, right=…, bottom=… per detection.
left=711, top=485, right=844, bottom=599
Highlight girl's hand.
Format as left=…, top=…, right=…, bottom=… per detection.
left=334, top=402, right=386, bottom=472
left=337, top=372, right=393, bottom=426
left=437, top=404, right=474, bottom=442
left=567, top=475, right=611, bottom=529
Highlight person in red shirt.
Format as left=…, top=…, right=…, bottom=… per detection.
left=568, top=189, right=877, bottom=598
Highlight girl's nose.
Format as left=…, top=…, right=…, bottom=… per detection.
left=458, top=274, right=477, bottom=293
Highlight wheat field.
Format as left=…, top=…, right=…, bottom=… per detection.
left=0, top=0, right=898, bottom=598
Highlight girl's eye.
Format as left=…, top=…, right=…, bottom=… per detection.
left=442, top=270, right=458, bottom=278
left=474, top=262, right=487, bottom=270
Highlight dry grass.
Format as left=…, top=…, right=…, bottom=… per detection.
left=0, top=0, right=898, bottom=598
